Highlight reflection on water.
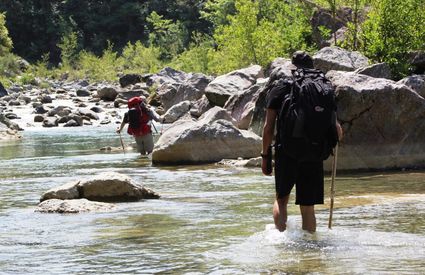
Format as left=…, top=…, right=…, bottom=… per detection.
left=0, top=127, right=424, bottom=274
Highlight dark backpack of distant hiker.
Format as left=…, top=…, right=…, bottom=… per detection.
left=127, top=97, right=151, bottom=136
left=277, top=68, right=338, bottom=161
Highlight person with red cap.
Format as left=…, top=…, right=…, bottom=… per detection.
left=116, top=96, right=163, bottom=155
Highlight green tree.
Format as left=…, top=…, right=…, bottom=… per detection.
left=57, top=31, right=80, bottom=68
left=0, top=12, right=13, bottom=55
left=360, top=0, right=425, bottom=78
left=147, top=11, right=187, bottom=60
left=209, top=0, right=311, bottom=74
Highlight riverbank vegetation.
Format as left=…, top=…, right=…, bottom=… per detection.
left=0, top=0, right=424, bottom=86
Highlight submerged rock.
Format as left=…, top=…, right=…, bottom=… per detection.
left=36, top=198, right=115, bottom=213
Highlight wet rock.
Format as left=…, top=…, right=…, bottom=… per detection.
left=8, top=100, right=21, bottom=106
left=218, top=157, right=262, bottom=167
left=5, top=113, right=19, bottom=120
left=34, top=105, right=48, bottom=114
left=0, top=113, right=23, bottom=131
left=100, top=118, right=111, bottom=125
left=90, top=106, right=104, bottom=113
left=36, top=199, right=115, bottom=213
left=40, top=172, right=160, bottom=202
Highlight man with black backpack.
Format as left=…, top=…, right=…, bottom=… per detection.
left=261, top=51, right=343, bottom=233
left=116, top=96, right=163, bottom=155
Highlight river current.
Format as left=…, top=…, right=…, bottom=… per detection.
left=0, top=126, right=424, bottom=274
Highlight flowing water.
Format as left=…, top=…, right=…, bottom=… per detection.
left=0, top=127, right=424, bottom=274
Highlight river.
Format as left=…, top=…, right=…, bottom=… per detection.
left=0, top=126, right=424, bottom=274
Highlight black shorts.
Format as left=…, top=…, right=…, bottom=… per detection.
left=274, top=152, right=324, bottom=205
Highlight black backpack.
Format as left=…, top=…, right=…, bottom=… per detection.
left=128, top=107, right=141, bottom=129
left=277, top=68, right=338, bottom=161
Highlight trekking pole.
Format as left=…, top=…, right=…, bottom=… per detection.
left=118, top=132, right=125, bottom=155
left=328, top=144, right=339, bottom=229
left=151, top=122, right=158, bottom=134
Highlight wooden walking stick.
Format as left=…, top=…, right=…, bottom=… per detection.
left=328, top=144, right=339, bottom=229
left=118, top=132, right=125, bottom=155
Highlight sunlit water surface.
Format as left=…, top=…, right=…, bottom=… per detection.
left=0, top=127, right=424, bottom=274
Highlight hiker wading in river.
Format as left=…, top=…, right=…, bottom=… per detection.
left=261, top=51, right=343, bottom=233
left=116, top=96, right=163, bottom=155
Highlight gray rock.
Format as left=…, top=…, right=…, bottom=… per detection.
left=355, top=63, right=392, bottom=79
left=36, top=199, right=115, bottom=213
left=190, top=95, right=213, bottom=118
left=397, top=75, right=425, bottom=98
left=5, top=113, right=19, bottom=120
left=0, top=82, right=7, bottom=97
left=76, top=89, right=90, bottom=97
left=48, top=106, right=72, bottom=117
left=90, top=106, right=104, bottom=113
left=40, top=172, right=160, bottom=202
left=205, top=65, right=263, bottom=107
left=64, top=119, right=80, bottom=127
left=42, top=117, right=59, bottom=127
left=152, top=119, right=262, bottom=164
left=34, top=115, right=45, bottom=122
left=119, top=74, right=142, bottom=88
left=326, top=70, right=425, bottom=170
left=8, top=100, right=21, bottom=106
left=224, top=82, right=265, bottom=129
left=78, top=108, right=99, bottom=120
left=162, top=101, right=191, bottom=123
left=313, top=47, right=369, bottom=73
left=198, top=106, right=236, bottom=125
left=40, top=95, right=53, bottom=104
left=97, top=86, right=118, bottom=101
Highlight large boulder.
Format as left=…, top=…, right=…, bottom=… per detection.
left=155, top=72, right=212, bottom=111
left=205, top=65, right=263, bottom=107
left=0, top=113, right=23, bottom=131
left=40, top=172, right=160, bottom=202
left=224, top=81, right=266, bottom=129
left=198, top=106, right=236, bottom=125
left=313, top=47, right=369, bottom=73
left=162, top=100, right=192, bottom=124
left=36, top=199, right=115, bottom=213
left=326, top=70, right=425, bottom=170
left=397, top=75, right=425, bottom=98
left=355, top=63, right=392, bottom=79
left=152, top=119, right=262, bottom=165
left=144, top=67, right=188, bottom=86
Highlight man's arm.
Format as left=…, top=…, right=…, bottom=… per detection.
left=261, top=109, right=277, bottom=175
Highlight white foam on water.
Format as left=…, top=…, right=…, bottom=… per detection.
left=205, top=216, right=425, bottom=274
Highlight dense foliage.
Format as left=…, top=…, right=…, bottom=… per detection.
left=0, top=0, right=424, bottom=84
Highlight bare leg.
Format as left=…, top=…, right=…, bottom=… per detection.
left=300, top=205, right=316, bottom=233
left=273, top=195, right=289, bottom=232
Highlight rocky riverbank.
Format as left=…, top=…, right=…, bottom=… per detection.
left=1, top=46, right=425, bottom=170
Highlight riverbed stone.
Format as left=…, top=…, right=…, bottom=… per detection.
left=42, top=117, right=59, bottom=127
left=36, top=199, right=115, bottom=213
left=78, top=172, right=160, bottom=201
left=40, top=172, right=160, bottom=202
left=40, top=181, right=80, bottom=201
left=119, top=73, right=142, bottom=88
left=162, top=100, right=191, bottom=123
left=97, top=86, right=118, bottom=101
